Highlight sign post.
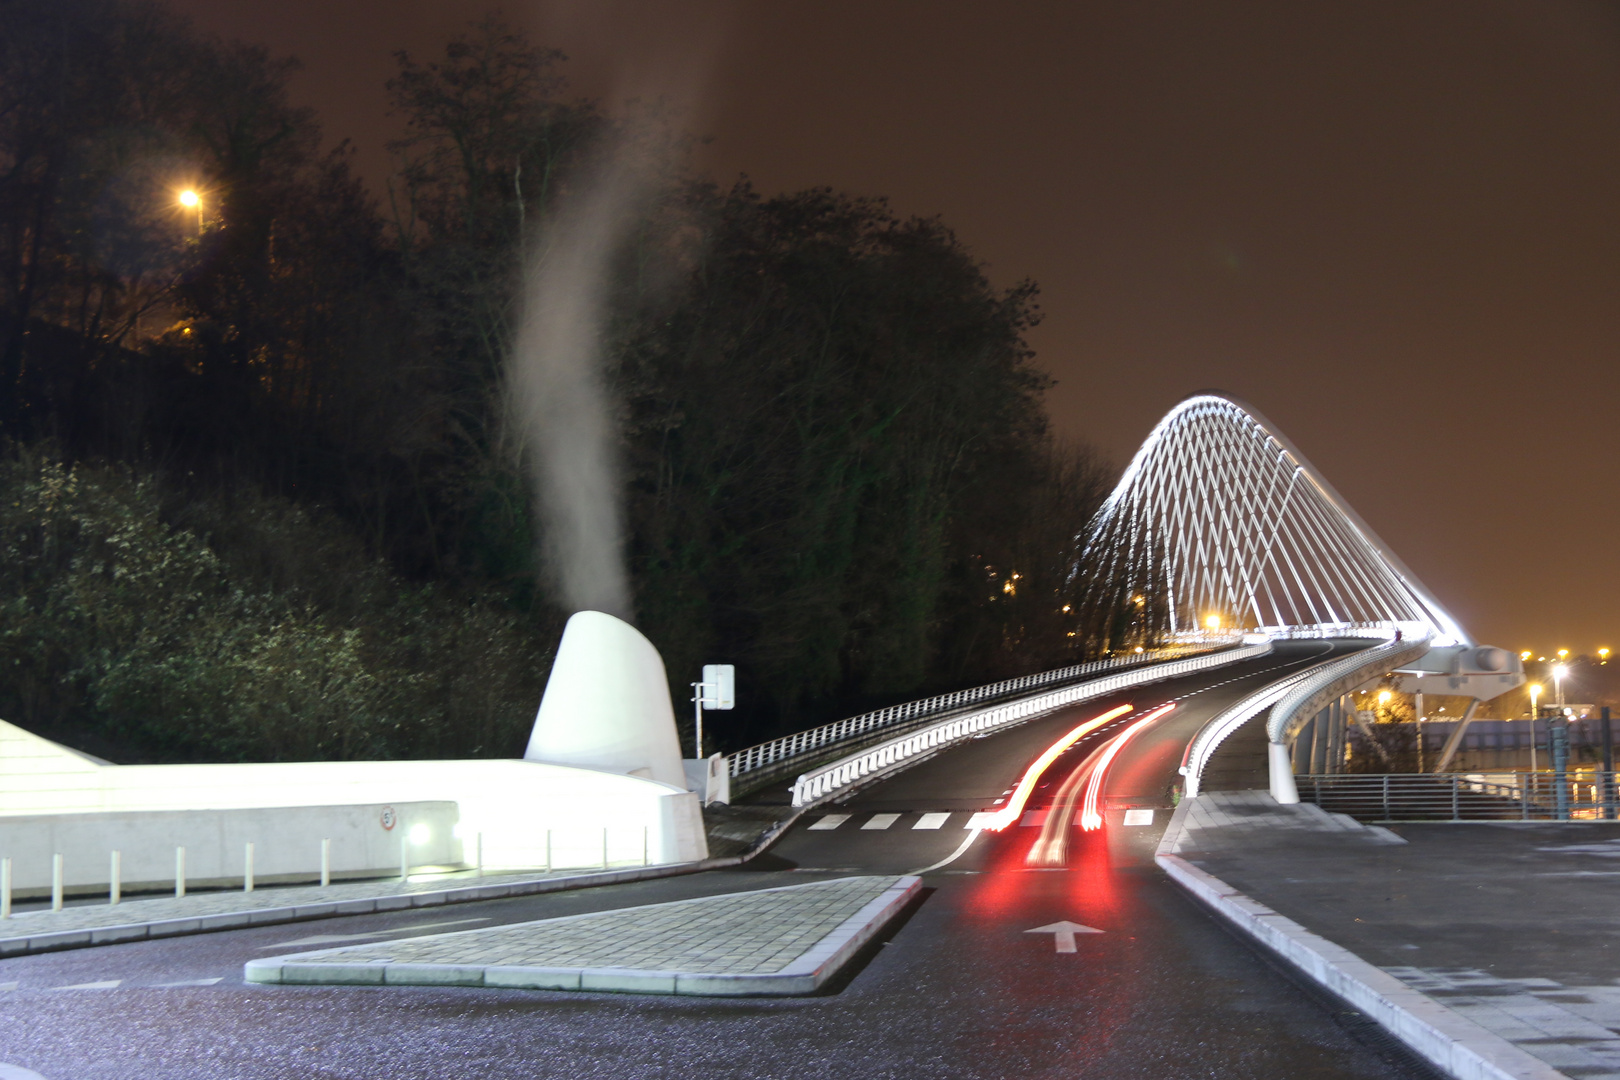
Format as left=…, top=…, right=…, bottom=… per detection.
left=691, top=664, right=735, bottom=759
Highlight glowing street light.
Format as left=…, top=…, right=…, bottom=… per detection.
left=1554, top=663, right=1569, bottom=710
left=1558, top=649, right=1569, bottom=661
left=1601, top=648, right=1611, bottom=664
left=1377, top=690, right=1392, bottom=705
left=1520, top=650, right=1532, bottom=661
left=177, top=188, right=202, bottom=234
left=1205, top=614, right=1222, bottom=631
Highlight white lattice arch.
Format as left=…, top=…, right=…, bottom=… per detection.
left=1085, top=393, right=1468, bottom=645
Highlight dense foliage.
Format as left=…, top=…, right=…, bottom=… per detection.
left=0, top=1, right=1120, bottom=761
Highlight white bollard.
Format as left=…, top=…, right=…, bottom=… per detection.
left=320, top=838, right=331, bottom=888
left=51, top=854, right=63, bottom=912
left=175, top=846, right=186, bottom=899
left=109, top=851, right=121, bottom=906
left=602, top=828, right=609, bottom=869
left=244, top=842, right=254, bottom=893
left=1, top=857, right=10, bottom=919
left=642, top=826, right=649, bottom=867
left=399, top=834, right=409, bottom=882
left=475, top=832, right=483, bottom=878
left=545, top=829, right=552, bottom=874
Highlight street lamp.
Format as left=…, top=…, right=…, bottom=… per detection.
left=1205, top=614, right=1222, bottom=631
left=177, top=189, right=202, bottom=234
left=1529, top=683, right=1542, bottom=773
left=1554, top=663, right=1568, bottom=710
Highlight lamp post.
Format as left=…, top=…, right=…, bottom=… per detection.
left=1554, top=663, right=1568, bottom=711
left=1528, top=683, right=1541, bottom=774
left=178, top=189, right=202, bottom=234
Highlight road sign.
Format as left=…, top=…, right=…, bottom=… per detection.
left=701, top=664, right=735, bottom=710
left=1025, top=921, right=1104, bottom=953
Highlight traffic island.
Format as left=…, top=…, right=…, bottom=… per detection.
left=245, top=875, right=920, bottom=996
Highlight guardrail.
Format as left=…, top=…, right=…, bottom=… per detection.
left=1181, top=675, right=1314, bottom=798
left=726, top=643, right=1223, bottom=791
left=1297, top=772, right=1620, bottom=822
left=788, top=641, right=1275, bottom=808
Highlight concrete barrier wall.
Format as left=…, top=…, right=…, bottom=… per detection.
left=0, top=801, right=459, bottom=895
left=0, top=718, right=710, bottom=877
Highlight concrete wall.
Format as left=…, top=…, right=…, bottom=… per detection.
left=0, top=718, right=708, bottom=883
left=0, top=801, right=458, bottom=896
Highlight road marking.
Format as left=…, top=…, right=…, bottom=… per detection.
left=807, top=814, right=850, bottom=831
left=908, top=829, right=984, bottom=874
left=1025, top=921, right=1104, bottom=953
left=861, top=813, right=901, bottom=830
left=1123, top=808, right=1155, bottom=826
left=152, top=978, right=223, bottom=988
left=0, top=1064, right=47, bottom=1080
left=261, top=917, right=490, bottom=949
left=1019, top=809, right=1049, bottom=827
left=0, top=983, right=16, bottom=992
left=965, top=812, right=998, bottom=829
left=52, top=980, right=119, bottom=990
left=913, top=812, right=950, bottom=830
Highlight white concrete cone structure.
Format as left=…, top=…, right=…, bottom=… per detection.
left=524, top=611, right=687, bottom=789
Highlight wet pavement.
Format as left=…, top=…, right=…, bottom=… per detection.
left=1175, top=791, right=1620, bottom=1078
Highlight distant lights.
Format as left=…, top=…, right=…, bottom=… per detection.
left=1205, top=614, right=1222, bottom=631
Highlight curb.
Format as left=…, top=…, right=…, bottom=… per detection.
left=0, top=861, right=722, bottom=959
left=244, top=875, right=921, bottom=996
left=1155, top=798, right=1565, bottom=1080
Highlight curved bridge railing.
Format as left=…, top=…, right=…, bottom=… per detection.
left=725, top=642, right=1231, bottom=796
left=789, top=641, right=1275, bottom=808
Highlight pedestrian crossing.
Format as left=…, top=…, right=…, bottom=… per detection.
left=803, top=808, right=1158, bottom=831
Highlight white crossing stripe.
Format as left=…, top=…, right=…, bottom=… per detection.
left=1123, top=809, right=1155, bottom=826
left=808, top=814, right=851, bottom=831
left=152, top=978, right=223, bottom=988
left=965, top=812, right=998, bottom=829
left=913, top=812, right=951, bottom=830
left=1019, top=809, right=1049, bottom=827
left=861, top=813, right=902, bottom=830
left=52, top=980, right=119, bottom=990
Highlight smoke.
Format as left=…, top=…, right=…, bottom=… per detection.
left=508, top=155, right=649, bottom=622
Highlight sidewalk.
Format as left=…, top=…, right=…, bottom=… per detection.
left=0, top=862, right=711, bottom=958
left=1162, top=790, right=1620, bottom=1080
left=245, top=875, right=920, bottom=996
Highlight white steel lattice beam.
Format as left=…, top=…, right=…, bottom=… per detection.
left=1083, top=393, right=1468, bottom=645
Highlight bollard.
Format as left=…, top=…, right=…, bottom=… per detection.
left=602, top=827, right=609, bottom=870
left=109, top=851, right=121, bottom=906
left=320, top=838, right=331, bottom=888
left=642, top=826, right=649, bottom=867
left=244, top=842, right=254, bottom=893
left=399, top=833, right=409, bottom=883
left=50, top=853, right=64, bottom=912
left=175, top=846, right=186, bottom=899
left=1, top=857, right=10, bottom=919
left=545, top=829, right=552, bottom=874
left=475, top=832, right=483, bottom=878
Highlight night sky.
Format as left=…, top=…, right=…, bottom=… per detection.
left=168, top=0, right=1620, bottom=654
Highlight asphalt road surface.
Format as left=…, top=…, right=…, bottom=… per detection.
left=0, top=643, right=1445, bottom=1080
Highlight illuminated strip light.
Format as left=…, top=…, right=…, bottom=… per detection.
left=1080, top=703, right=1176, bottom=831
left=981, top=705, right=1134, bottom=832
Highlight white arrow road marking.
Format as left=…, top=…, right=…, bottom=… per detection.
left=1025, top=921, right=1105, bottom=953
left=51, top=980, right=119, bottom=990
left=260, top=917, right=490, bottom=949
left=152, top=978, right=223, bottom=988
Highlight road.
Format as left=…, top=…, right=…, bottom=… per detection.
left=0, top=643, right=1443, bottom=1079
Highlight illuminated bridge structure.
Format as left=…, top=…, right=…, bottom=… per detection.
left=1082, top=393, right=1468, bottom=645
left=1082, top=393, right=1522, bottom=803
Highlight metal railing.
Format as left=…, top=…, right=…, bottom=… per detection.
left=1297, top=772, right=1620, bottom=822
left=789, top=641, right=1275, bottom=807
left=726, top=643, right=1224, bottom=788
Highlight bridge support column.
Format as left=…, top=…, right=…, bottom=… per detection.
left=1269, top=741, right=1299, bottom=804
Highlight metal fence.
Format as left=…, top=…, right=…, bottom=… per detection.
left=790, top=642, right=1276, bottom=807
left=725, top=643, right=1224, bottom=792
left=1296, top=772, right=1620, bottom=822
